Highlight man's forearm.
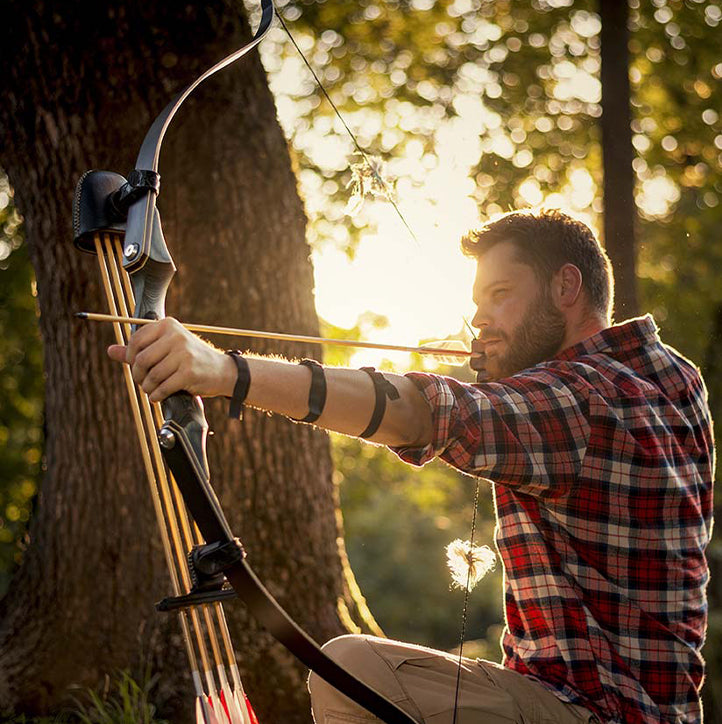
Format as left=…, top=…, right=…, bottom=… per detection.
left=107, top=318, right=433, bottom=447
left=219, top=354, right=433, bottom=447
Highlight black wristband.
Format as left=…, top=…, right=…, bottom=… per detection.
left=225, top=350, right=251, bottom=420
left=292, top=358, right=327, bottom=423
left=359, top=367, right=400, bottom=439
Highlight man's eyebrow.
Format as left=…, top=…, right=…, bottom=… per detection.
left=481, top=279, right=511, bottom=294
left=472, top=279, right=511, bottom=305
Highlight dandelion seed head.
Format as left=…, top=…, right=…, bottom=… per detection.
left=345, top=155, right=396, bottom=216
left=446, top=538, right=496, bottom=591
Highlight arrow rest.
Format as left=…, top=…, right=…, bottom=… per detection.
left=189, top=539, right=247, bottom=581
left=156, top=540, right=245, bottom=613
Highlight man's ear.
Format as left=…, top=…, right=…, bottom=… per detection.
left=553, top=263, right=583, bottom=308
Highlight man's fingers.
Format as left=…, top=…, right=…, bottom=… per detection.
left=106, top=318, right=216, bottom=401
left=131, top=335, right=177, bottom=386
left=126, top=317, right=184, bottom=362
left=148, top=369, right=187, bottom=403
left=106, top=319, right=182, bottom=364
left=140, top=354, right=182, bottom=399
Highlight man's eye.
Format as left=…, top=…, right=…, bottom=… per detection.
left=493, top=288, right=508, bottom=300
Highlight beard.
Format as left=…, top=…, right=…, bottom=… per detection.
left=476, top=290, right=566, bottom=382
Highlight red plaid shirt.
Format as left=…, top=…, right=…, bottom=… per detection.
left=393, top=316, right=713, bottom=724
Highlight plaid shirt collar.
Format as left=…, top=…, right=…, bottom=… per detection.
left=554, top=314, right=659, bottom=363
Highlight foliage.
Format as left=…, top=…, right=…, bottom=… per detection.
left=628, top=2, right=722, bottom=367
left=333, top=432, right=504, bottom=658
left=3, top=670, right=168, bottom=724
left=4, top=716, right=71, bottom=723
left=273, top=0, right=721, bottom=391
left=265, top=0, right=602, bottom=254
left=319, top=312, right=391, bottom=366
left=275, top=0, right=722, bottom=464
left=0, top=171, right=44, bottom=597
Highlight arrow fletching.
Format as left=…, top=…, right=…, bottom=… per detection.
left=196, top=695, right=220, bottom=724
left=417, top=339, right=471, bottom=366
left=238, top=690, right=261, bottom=724
left=218, top=667, right=246, bottom=724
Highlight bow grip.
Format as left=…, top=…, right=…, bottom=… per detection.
left=159, top=394, right=235, bottom=544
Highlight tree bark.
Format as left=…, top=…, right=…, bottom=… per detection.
left=0, top=1, right=375, bottom=720
left=599, top=0, right=639, bottom=319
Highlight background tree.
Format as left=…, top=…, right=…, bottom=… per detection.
left=599, top=0, right=638, bottom=317
left=0, top=1, right=377, bottom=721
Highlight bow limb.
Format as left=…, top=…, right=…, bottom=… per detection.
left=156, top=403, right=420, bottom=724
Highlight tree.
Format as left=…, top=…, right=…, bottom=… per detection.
left=0, top=1, right=374, bottom=720
left=599, top=0, right=638, bottom=317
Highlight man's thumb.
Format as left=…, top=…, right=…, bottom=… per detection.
left=107, top=344, right=128, bottom=363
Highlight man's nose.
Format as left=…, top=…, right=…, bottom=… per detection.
left=471, top=306, right=489, bottom=331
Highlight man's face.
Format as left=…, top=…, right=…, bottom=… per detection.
left=470, top=240, right=566, bottom=381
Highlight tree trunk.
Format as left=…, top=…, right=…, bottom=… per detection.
left=0, top=1, right=374, bottom=720
left=599, top=0, right=639, bottom=319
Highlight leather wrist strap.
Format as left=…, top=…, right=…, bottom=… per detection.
left=359, top=367, right=400, bottom=439
left=293, top=358, right=327, bottom=423
left=225, top=350, right=251, bottom=420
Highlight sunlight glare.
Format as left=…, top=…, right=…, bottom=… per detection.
left=553, top=69, right=601, bottom=103
left=568, top=167, right=596, bottom=209
left=312, top=177, right=478, bottom=368
left=258, top=14, right=608, bottom=371
left=636, top=173, right=680, bottom=219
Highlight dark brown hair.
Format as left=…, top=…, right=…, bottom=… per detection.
left=461, top=208, right=613, bottom=318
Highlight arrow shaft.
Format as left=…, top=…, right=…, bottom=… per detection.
left=77, top=311, right=472, bottom=358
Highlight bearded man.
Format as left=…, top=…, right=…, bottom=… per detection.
left=109, top=208, right=713, bottom=724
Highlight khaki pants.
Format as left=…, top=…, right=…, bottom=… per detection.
left=308, top=635, right=599, bottom=724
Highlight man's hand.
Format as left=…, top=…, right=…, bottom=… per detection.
left=469, top=339, right=490, bottom=382
left=107, top=318, right=236, bottom=402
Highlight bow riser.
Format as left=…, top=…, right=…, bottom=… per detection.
left=76, top=171, right=227, bottom=541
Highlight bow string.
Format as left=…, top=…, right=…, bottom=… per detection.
left=274, top=10, right=484, bottom=724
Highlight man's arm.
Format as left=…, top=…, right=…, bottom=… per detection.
left=107, top=317, right=433, bottom=448
left=393, top=368, right=591, bottom=497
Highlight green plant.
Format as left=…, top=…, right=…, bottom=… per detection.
left=70, top=670, right=168, bottom=724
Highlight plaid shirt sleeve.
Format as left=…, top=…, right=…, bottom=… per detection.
left=392, top=365, right=593, bottom=499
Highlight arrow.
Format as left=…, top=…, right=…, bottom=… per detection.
left=76, top=311, right=473, bottom=364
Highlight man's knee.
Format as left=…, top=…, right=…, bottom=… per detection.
left=322, top=634, right=372, bottom=667
left=308, top=635, right=379, bottom=721
left=308, top=634, right=371, bottom=694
